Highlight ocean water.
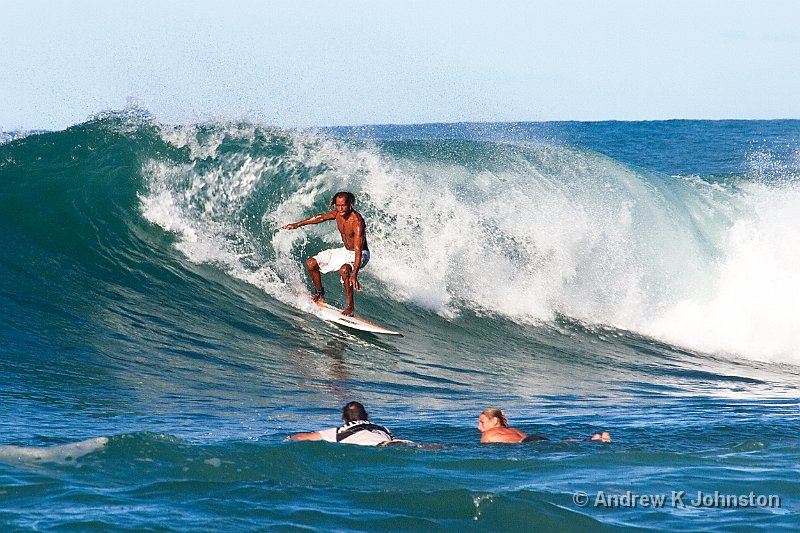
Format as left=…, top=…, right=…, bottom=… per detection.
left=1, top=114, right=799, bottom=531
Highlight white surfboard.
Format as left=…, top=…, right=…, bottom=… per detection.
left=313, top=300, right=403, bottom=336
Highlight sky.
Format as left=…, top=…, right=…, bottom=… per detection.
left=3, top=0, right=800, bottom=131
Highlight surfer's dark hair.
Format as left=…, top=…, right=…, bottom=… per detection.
left=330, top=191, right=355, bottom=208
left=481, top=407, right=509, bottom=428
left=342, top=401, right=369, bottom=423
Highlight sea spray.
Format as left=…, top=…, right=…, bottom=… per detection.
left=136, top=121, right=800, bottom=362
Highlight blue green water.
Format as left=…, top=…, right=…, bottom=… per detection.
left=1, top=115, right=799, bottom=531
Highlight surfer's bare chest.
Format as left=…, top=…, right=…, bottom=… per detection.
left=336, top=215, right=362, bottom=242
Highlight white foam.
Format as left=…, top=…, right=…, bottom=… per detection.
left=140, top=125, right=344, bottom=311
left=204, top=457, right=222, bottom=467
left=0, top=437, right=108, bottom=463
left=158, top=123, right=227, bottom=160
left=362, top=144, right=701, bottom=322
left=361, top=142, right=800, bottom=363
left=645, top=182, right=800, bottom=362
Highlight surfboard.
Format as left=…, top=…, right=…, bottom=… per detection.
left=312, top=300, right=403, bottom=336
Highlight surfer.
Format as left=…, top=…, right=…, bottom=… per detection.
left=478, top=408, right=611, bottom=443
left=287, top=401, right=402, bottom=446
left=280, top=191, right=369, bottom=316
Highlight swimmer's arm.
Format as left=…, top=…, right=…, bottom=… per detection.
left=281, top=210, right=336, bottom=230
left=564, top=432, right=611, bottom=443
left=287, top=431, right=323, bottom=441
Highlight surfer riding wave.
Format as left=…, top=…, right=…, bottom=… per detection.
left=280, top=191, right=369, bottom=316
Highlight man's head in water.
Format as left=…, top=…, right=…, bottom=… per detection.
left=330, top=191, right=356, bottom=217
left=342, top=401, right=369, bottom=423
left=478, top=407, right=509, bottom=431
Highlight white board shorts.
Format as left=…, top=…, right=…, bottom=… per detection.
left=313, top=247, right=370, bottom=274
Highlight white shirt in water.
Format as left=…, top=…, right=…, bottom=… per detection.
left=317, top=420, right=393, bottom=446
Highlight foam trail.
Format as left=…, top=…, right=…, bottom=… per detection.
left=0, top=437, right=109, bottom=464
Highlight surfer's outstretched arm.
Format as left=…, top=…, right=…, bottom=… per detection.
left=280, top=210, right=336, bottom=230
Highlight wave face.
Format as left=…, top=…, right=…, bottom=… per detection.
left=135, top=118, right=800, bottom=362
left=2, top=115, right=799, bottom=531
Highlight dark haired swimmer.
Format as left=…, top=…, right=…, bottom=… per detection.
left=280, top=191, right=368, bottom=316
left=288, top=401, right=407, bottom=446
left=478, top=408, right=611, bottom=444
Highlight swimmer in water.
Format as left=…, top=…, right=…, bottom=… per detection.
left=478, top=407, right=611, bottom=444
left=287, top=401, right=406, bottom=446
